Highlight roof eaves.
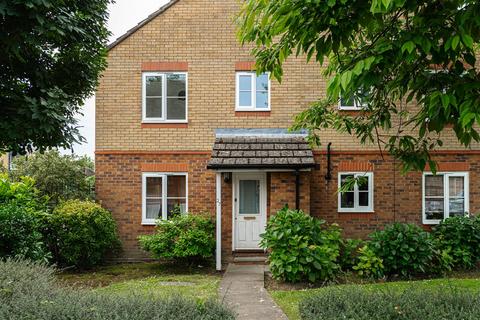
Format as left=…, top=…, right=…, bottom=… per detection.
left=107, top=0, right=181, bottom=51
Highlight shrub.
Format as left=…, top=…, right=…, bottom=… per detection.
left=10, top=150, right=95, bottom=207
left=260, top=207, right=342, bottom=283
left=0, top=203, right=50, bottom=262
left=44, top=200, right=119, bottom=268
left=433, top=216, right=480, bottom=269
left=299, top=286, right=480, bottom=320
left=139, top=213, right=215, bottom=263
left=0, top=174, right=47, bottom=210
left=0, top=259, right=235, bottom=320
left=367, top=223, right=436, bottom=277
left=353, top=245, right=384, bottom=279
left=338, top=238, right=363, bottom=271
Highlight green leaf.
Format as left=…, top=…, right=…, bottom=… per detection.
left=451, top=35, right=460, bottom=50
left=401, top=41, right=415, bottom=54
left=461, top=34, right=474, bottom=49
left=340, top=71, right=352, bottom=90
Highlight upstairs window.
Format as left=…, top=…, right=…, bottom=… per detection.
left=142, top=72, right=187, bottom=122
left=338, top=172, right=374, bottom=212
left=423, top=172, right=469, bottom=224
left=236, top=72, right=270, bottom=111
left=339, top=89, right=369, bottom=110
left=142, top=173, right=188, bottom=225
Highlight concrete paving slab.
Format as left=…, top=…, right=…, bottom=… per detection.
left=219, top=264, right=288, bottom=320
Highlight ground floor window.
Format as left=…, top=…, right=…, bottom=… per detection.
left=338, top=172, right=374, bottom=212
left=423, top=172, right=469, bottom=224
left=142, top=172, right=188, bottom=225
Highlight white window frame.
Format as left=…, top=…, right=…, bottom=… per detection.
left=142, top=72, right=188, bottom=123
left=235, top=72, right=271, bottom=111
left=142, top=172, right=188, bottom=225
left=338, top=172, right=374, bottom=213
left=422, top=172, right=469, bottom=225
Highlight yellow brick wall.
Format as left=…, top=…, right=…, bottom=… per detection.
left=96, top=0, right=479, bottom=152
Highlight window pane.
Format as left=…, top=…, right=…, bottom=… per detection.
left=358, top=176, right=369, bottom=191
left=146, top=98, right=163, bottom=118
left=239, top=75, right=252, bottom=91
left=359, top=192, right=369, bottom=207
left=256, top=73, right=269, bottom=91
left=167, top=199, right=187, bottom=219
left=239, top=180, right=260, bottom=214
left=146, top=177, right=162, bottom=197
left=167, top=175, right=186, bottom=197
left=146, top=76, right=163, bottom=96
left=239, top=91, right=252, bottom=107
left=341, top=192, right=355, bottom=208
left=340, top=96, right=355, bottom=107
left=167, top=74, right=186, bottom=97
left=425, top=198, right=444, bottom=220
left=340, top=175, right=355, bottom=191
left=256, top=91, right=269, bottom=109
left=449, top=198, right=465, bottom=216
left=449, top=176, right=464, bottom=197
left=425, top=175, right=444, bottom=197
left=146, top=198, right=162, bottom=220
left=166, top=97, right=186, bottom=120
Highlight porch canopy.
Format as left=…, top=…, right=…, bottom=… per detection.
left=207, top=128, right=316, bottom=170
left=208, top=129, right=315, bottom=271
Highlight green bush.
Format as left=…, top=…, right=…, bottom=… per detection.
left=0, top=174, right=50, bottom=262
left=261, top=207, right=342, bottom=283
left=367, top=223, right=436, bottom=277
left=433, top=216, right=480, bottom=269
left=0, top=259, right=235, bottom=320
left=299, top=286, right=480, bottom=320
left=44, top=200, right=119, bottom=268
left=139, top=213, right=215, bottom=263
left=353, top=245, right=384, bottom=279
left=338, top=238, right=363, bottom=271
left=0, top=203, right=50, bottom=262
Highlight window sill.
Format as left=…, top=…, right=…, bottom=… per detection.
left=338, top=210, right=375, bottom=214
left=141, top=123, right=188, bottom=129
left=141, top=222, right=157, bottom=226
left=235, top=111, right=271, bottom=117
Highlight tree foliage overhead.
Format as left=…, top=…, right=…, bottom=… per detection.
left=238, top=0, right=480, bottom=172
left=0, top=0, right=111, bottom=154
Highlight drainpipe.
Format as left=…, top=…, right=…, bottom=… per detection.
left=295, top=169, right=300, bottom=210
left=325, top=142, right=332, bottom=181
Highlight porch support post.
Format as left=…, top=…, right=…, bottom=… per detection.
left=215, top=172, right=222, bottom=271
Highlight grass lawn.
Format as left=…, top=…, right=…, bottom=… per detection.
left=57, top=262, right=221, bottom=302
left=271, top=276, right=480, bottom=320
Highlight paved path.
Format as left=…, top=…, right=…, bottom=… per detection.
left=219, top=264, right=288, bottom=320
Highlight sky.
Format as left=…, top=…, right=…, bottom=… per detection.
left=70, top=0, right=170, bottom=157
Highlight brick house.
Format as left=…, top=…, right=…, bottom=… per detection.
left=96, top=0, right=479, bottom=269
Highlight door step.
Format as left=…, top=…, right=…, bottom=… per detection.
left=233, top=251, right=268, bottom=264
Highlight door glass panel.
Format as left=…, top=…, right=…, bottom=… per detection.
left=239, top=180, right=260, bottom=214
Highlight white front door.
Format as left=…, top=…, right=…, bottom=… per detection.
left=233, top=173, right=267, bottom=250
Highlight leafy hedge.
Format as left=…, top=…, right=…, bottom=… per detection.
left=43, top=200, right=120, bottom=268
left=299, top=287, right=480, bottom=320
left=139, top=213, right=215, bottom=263
left=0, top=259, right=235, bottom=320
left=261, top=207, right=342, bottom=283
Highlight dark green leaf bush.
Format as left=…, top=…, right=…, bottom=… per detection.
left=0, top=174, right=50, bottom=262
left=0, top=259, right=235, bottom=320
left=261, top=207, right=342, bottom=283
left=299, top=286, right=480, bottom=320
left=139, top=214, right=215, bottom=263
left=433, top=216, right=480, bottom=269
left=44, top=200, right=119, bottom=268
left=367, top=223, right=436, bottom=277
left=338, top=238, right=363, bottom=271
left=0, top=203, right=50, bottom=262
left=352, top=245, right=384, bottom=279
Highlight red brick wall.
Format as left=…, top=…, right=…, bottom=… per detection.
left=96, top=151, right=480, bottom=261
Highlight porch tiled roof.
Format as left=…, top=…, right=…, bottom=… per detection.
left=207, top=136, right=315, bottom=170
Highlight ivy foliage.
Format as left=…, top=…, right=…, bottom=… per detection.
left=0, top=0, right=111, bottom=154
left=238, top=0, right=480, bottom=172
